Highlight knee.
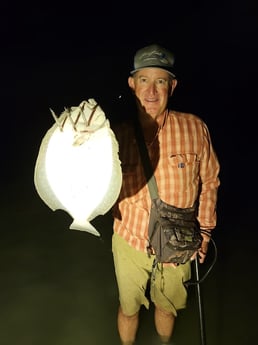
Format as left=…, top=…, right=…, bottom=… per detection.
left=155, top=305, right=175, bottom=318
left=119, top=306, right=139, bottom=319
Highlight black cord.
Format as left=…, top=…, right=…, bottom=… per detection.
left=184, top=237, right=217, bottom=287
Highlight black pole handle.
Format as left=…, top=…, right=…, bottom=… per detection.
left=194, top=257, right=207, bottom=345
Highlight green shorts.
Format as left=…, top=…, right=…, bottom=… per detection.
left=112, top=232, right=191, bottom=317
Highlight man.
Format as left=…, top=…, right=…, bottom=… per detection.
left=111, top=44, right=220, bottom=345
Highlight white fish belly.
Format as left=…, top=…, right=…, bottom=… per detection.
left=34, top=124, right=122, bottom=236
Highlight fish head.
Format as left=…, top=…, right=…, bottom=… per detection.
left=77, top=99, right=107, bottom=130
left=64, top=99, right=109, bottom=146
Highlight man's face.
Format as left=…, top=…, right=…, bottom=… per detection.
left=128, top=68, right=177, bottom=119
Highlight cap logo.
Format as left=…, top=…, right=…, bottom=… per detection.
left=142, top=51, right=170, bottom=66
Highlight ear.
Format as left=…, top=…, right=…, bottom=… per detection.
left=128, top=76, right=135, bottom=90
left=170, top=79, right=177, bottom=96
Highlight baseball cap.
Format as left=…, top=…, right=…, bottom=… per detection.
left=130, top=44, right=176, bottom=78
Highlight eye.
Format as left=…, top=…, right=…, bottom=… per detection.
left=139, top=76, right=148, bottom=83
left=156, top=78, right=167, bottom=85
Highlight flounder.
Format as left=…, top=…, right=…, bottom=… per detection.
left=34, top=99, right=122, bottom=236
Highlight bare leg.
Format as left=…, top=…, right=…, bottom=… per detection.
left=117, top=306, right=139, bottom=345
left=154, top=305, right=175, bottom=343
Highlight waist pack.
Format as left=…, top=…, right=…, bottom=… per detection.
left=148, top=198, right=203, bottom=264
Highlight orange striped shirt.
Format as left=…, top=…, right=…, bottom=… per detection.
left=112, top=110, right=220, bottom=253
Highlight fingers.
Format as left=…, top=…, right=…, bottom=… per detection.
left=189, top=238, right=211, bottom=264
left=198, top=241, right=209, bottom=263
left=198, top=250, right=207, bottom=264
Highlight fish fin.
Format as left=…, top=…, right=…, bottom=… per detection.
left=69, top=220, right=100, bottom=237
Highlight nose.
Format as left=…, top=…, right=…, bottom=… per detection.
left=148, top=82, right=157, bottom=95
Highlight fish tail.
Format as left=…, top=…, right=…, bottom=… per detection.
left=69, top=220, right=100, bottom=237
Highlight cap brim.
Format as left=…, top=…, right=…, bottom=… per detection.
left=130, top=66, right=176, bottom=78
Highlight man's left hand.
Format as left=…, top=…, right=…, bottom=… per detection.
left=190, top=239, right=209, bottom=264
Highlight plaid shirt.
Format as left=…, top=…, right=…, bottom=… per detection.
left=112, top=110, right=220, bottom=253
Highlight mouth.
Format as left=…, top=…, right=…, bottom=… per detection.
left=145, top=98, right=158, bottom=103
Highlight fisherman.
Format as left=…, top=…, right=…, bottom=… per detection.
left=111, top=44, right=220, bottom=345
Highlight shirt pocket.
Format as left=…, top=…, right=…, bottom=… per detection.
left=168, top=153, right=199, bottom=171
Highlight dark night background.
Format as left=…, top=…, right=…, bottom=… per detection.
left=1, top=1, right=258, bottom=344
